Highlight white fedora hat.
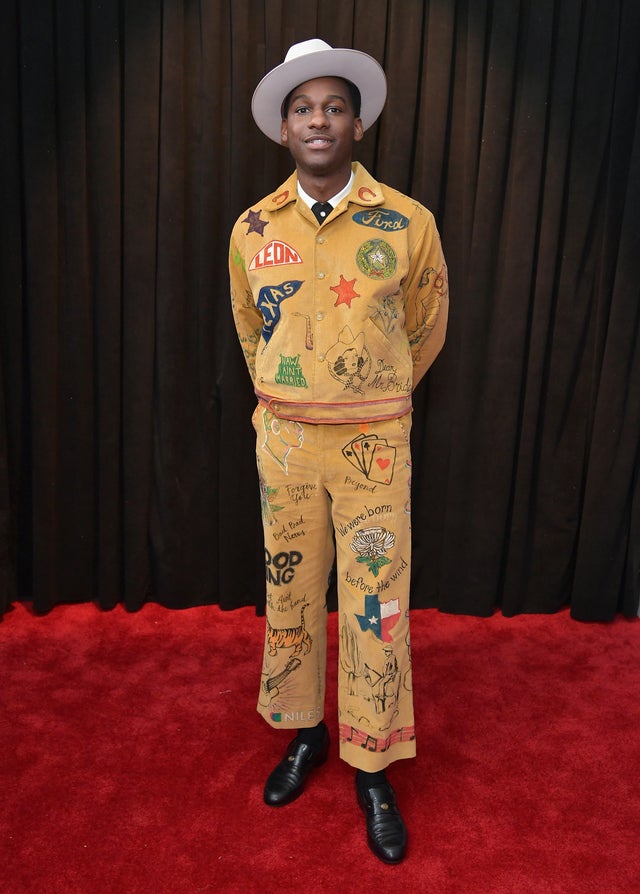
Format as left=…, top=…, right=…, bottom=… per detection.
left=252, top=38, right=387, bottom=144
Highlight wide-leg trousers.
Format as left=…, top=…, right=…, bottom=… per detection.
left=253, top=405, right=416, bottom=772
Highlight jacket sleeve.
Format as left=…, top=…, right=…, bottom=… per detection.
left=402, top=210, right=449, bottom=389
left=229, top=229, right=263, bottom=384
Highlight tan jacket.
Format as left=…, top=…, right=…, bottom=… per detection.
left=229, top=162, right=449, bottom=423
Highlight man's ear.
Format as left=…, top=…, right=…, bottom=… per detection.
left=354, top=118, right=364, bottom=143
left=280, top=120, right=288, bottom=145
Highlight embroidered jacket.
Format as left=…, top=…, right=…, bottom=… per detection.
left=229, top=162, right=449, bottom=424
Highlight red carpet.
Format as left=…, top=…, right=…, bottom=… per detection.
left=1, top=602, right=638, bottom=893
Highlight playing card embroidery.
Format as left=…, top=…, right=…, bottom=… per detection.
left=342, top=434, right=396, bottom=485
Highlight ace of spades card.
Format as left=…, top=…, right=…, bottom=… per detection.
left=342, top=434, right=396, bottom=485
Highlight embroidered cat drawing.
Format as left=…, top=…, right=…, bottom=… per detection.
left=266, top=603, right=312, bottom=657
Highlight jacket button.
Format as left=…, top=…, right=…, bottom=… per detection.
left=316, top=311, right=324, bottom=321
left=317, top=272, right=325, bottom=279
left=318, top=353, right=325, bottom=362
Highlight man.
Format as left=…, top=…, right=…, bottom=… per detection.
left=229, top=38, right=449, bottom=864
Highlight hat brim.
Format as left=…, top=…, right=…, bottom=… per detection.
left=251, top=47, right=387, bottom=144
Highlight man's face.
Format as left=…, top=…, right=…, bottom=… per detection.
left=280, top=76, right=363, bottom=178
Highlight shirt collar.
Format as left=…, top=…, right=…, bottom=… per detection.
left=297, top=170, right=355, bottom=209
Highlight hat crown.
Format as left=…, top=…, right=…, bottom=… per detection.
left=284, top=39, right=333, bottom=63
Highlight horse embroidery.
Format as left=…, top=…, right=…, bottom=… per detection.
left=266, top=603, right=312, bottom=657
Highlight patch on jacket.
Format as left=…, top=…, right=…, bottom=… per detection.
left=249, top=241, right=303, bottom=271
left=352, top=208, right=409, bottom=231
left=356, top=240, right=397, bottom=279
left=275, top=354, right=308, bottom=388
left=257, top=280, right=304, bottom=343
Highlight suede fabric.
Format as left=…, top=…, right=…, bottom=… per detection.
left=254, top=409, right=416, bottom=771
left=229, top=162, right=449, bottom=424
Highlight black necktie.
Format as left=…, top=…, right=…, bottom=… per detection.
left=311, top=201, right=333, bottom=223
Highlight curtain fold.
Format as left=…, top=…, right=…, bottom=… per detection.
left=1, top=0, right=638, bottom=620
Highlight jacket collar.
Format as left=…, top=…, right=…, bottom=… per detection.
left=265, top=162, right=385, bottom=213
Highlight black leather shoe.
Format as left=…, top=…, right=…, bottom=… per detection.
left=356, top=779, right=407, bottom=863
left=263, top=726, right=329, bottom=807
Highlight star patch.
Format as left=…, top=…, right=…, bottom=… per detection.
left=331, top=275, right=360, bottom=309
left=242, top=209, right=269, bottom=236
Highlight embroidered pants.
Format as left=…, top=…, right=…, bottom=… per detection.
left=253, top=405, right=416, bottom=772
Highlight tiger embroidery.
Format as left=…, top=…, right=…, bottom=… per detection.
left=266, top=603, right=312, bottom=657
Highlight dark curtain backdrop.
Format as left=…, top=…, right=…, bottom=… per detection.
left=1, top=0, right=638, bottom=622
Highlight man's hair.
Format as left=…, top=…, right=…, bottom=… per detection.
left=281, top=78, right=362, bottom=119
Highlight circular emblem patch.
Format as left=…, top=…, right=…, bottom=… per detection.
left=356, top=239, right=397, bottom=279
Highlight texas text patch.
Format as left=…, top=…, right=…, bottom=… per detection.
left=257, top=280, right=304, bottom=343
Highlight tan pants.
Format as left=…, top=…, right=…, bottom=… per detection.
left=253, top=406, right=416, bottom=772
